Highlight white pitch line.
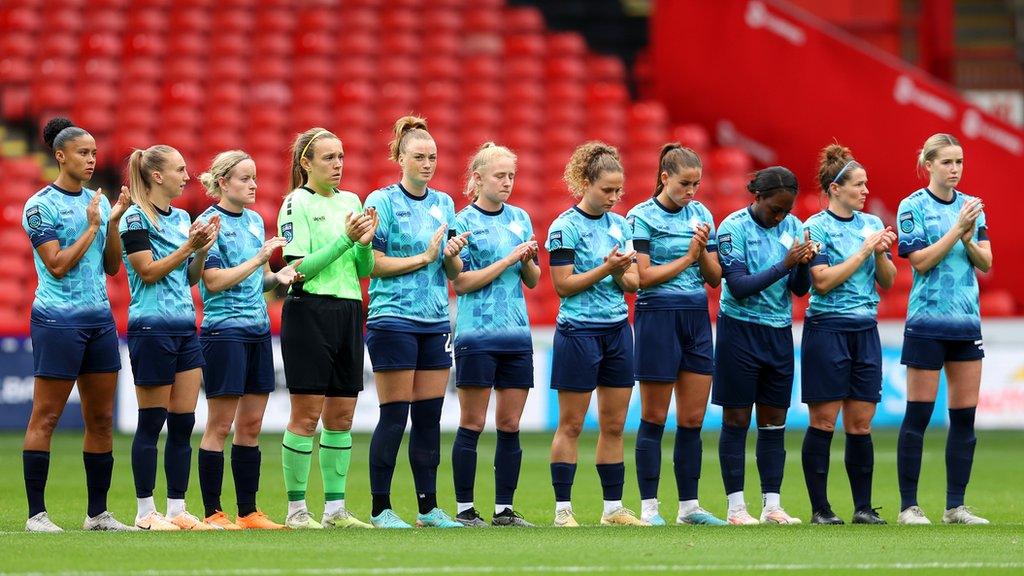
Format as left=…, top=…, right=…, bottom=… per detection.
left=2, top=562, right=1024, bottom=576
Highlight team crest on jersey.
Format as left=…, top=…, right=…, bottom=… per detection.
left=281, top=222, right=294, bottom=243
left=126, top=213, right=144, bottom=231
left=26, top=207, right=42, bottom=229
left=549, top=230, right=562, bottom=249
left=899, top=212, right=914, bottom=233
left=719, top=233, right=732, bottom=255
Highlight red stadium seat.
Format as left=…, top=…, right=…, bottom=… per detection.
left=672, top=124, right=712, bottom=155
left=461, top=55, right=504, bottom=83
left=980, top=291, right=1016, bottom=316
left=547, top=32, right=588, bottom=58
left=504, top=34, right=546, bottom=59
left=503, top=7, right=545, bottom=34
left=587, top=55, right=626, bottom=83
left=166, top=33, right=207, bottom=59
left=169, top=9, right=210, bottom=34
left=127, top=8, right=167, bottom=32
left=210, top=34, right=249, bottom=58
left=37, top=33, right=77, bottom=59
left=124, top=33, right=167, bottom=58
left=463, top=10, right=502, bottom=34
left=423, top=34, right=461, bottom=56
left=708, top=147, right=754, bottom=177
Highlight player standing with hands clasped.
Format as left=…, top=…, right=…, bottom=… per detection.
left=801, top=144, right=896, bottom=525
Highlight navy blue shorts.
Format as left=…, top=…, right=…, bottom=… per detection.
left=712, top=314, right=794, bottom=409
left=634, top=308, right=713, bottom=381
left=366, top=328, right=452, bottom=371
left=128, top=333, right=205, bottom=386
left=31, top=323, right=121, bottom=380
left=901, top=334, right=985, bottom=370
left=801, top=325, right=882, bottom=404
left=551, top=321, right=635, bottom=392
left=201, top=338, right=275, bottom=398
left=456, top=351, right=534, bottom=389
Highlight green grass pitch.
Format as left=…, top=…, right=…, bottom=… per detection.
left=0, top=430, right=1021, bottom=575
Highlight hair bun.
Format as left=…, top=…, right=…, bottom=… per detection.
left=42, top=117, right=75, bottom=149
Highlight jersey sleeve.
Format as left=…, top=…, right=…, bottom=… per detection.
left=365, top=191, right=392, bottom=252
left=805, top=217, right=829, bottom=267
left=119, top=209, right=153, bottom=255
left=280, top=192, right=311, bottom=261
left=545, top=216, right=579, bottom=266
left=897, top=198, right=927, bottom=257
left=23, top=199, right=59, bottom=248
left=716, top=218, right=746, bottom=272
left=627, top=211, right=651, bottom=254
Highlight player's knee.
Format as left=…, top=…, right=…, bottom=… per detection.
left=234, top=414, right=263, bottom=441
left=323, top=413, right=353, bottom=432
left=810, top=416, right=836, bottom=432
left=640, top=407, right=668, bottom=426
left=84, top=410, right=114, bottom=438
left=722, top=411, right=751, bottom=429
left=290, top=416, right=319, bottom=437
left=558, top=419, right=584, bottom=439
left=205, top=418, right=233, bottom=442
left=494, top=414, right=520, bottom=433
left=29, top=409, right=62, bottom=437
left=460, top=416, right=486, bottom=433
left=599, top=419, right=625, bottom=438
left=676, top=410, right=705, bottom=429
left=843, top=419, right=872, bottom=435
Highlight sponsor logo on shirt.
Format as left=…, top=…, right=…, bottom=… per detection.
left=281, top=222, right=294, bottom=243
left=549, top=231, right=562, bottom=250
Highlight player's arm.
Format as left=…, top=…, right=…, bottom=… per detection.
left=371, top=223, right=446, bottom=279
left=294, top=213, right=371, bottom=280
left=519, top=255, right=540, bottom=289
left=125, top=219, right=216, bottom=285
left=102, top=187, right=132, bottom=276
left=963, top=239, right=992, bottom=272
left=549, top=247, right=635, bottom=297
left=453, top=240, right=534, bottom=295
left=31, top=193, right=103, bottom=280
left=203, top=237, right=289, bottom=293
left=905, top=198, right=983, bottom=274
left=810, top=228, right=893, bottom=294
left=612, top=261, right=639, bottom=293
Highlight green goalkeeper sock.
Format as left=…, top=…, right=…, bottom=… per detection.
left=282, top=431, right=314, bottom=502
left=319, top=429, right=352, bottom=502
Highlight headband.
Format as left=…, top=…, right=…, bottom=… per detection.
left=300, top=131, right=329, bottom=162
left=830, top=160, right=856, bottom=187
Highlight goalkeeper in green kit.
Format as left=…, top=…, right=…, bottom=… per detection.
left=276, top=127, right=378, bottom=529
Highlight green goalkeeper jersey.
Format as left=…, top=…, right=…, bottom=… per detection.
left=278, top=186, right=373, bottom=300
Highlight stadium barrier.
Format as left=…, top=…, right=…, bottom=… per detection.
left=1, top=322, right=1021, bottom=431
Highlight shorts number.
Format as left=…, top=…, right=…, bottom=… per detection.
left=444, top=333, right=453, bottom=354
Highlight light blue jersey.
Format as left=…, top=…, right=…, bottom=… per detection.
left=118, top=204, right=196, bottom=336
left=718, top=207, right=804, bottom=328
left=23, top=184, right=114, bottom=328
left=453, top=203, right=533, bottom=355
left=897, top=188, right=988, bottom=340
left=805, top=210, right=886, bottom=329
left=198, top=205, right=269, bottom=340
left=545, top=207, right=632, bottom=328
left=628, top=197, right=717, bottom=310
left=365, top=183, right=456, bottom=332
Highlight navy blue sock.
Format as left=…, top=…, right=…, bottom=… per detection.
left=232, top=444, right=261, bottom=517
left=369, top=400, right=410, bottom=503
left=83, top=451, right=113, bottom=518
left=452, top=427, right=480, bottom=504
left=550, top=462, right=577, bottom=502
left=198, top=448, right=224, bottom=517
left=409, top=397, right=443, bottom=510
left=23, top=450, right=49, bottom=517
left=897, top=401, right=934, bottom=509
left=164, top=412, right=195, bottom=499
left=494, top=429, right=522, bottom=508
left=674, top=426, right=702, bottom=501
left=719, top=424, right=748, bottom=495
left=801, top=426, right=833, bottom=511
left=132, top=407, right=167, bottom=498
left=634, top=419, right=664, bottom=500
left=756, top=426, right=786, bottom=494
left=596, top=462, right=626, bottom=501
left=845, top=432, right=874, bottom=511
left=946, top=407, right=977, bottom=509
